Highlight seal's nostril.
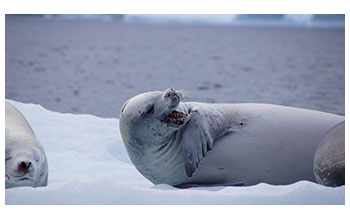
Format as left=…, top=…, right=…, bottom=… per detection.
left=20, top=161, right=27, bottom=169
left=172, top=96, right=179, bottom=102
left=18, top=161, right=31, bottom=174
left=164, top=88, right=177, bottom=98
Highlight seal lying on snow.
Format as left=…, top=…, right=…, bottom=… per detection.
left=119, top=89, right=344, bottom=187
left=5, top=102, right=48, bottom=188
left=313, top=121, right=345, bottom=187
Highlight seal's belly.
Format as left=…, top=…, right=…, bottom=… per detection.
left=192, top=133, right=317, bottom=185
left=187, top=106, right=344, bottom=186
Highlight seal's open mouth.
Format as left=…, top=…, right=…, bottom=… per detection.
left=162, top=110, right=188, bottom=126
left=6, top=174, right=32, bottom=182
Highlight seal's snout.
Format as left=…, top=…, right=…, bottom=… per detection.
left=17, top=161, right=31, bottom=174
left=164, top=88, right=183, bottom=108
left=164, top=88, right=178, bottom=99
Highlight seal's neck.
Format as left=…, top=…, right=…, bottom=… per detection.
left=130, top=130, right=185, bottom=185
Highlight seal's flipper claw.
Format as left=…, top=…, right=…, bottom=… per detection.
left=175, top=182, right=247, bottom=189
left=226, top=182, right=246, bottom=186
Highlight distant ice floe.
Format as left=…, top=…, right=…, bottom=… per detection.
left=7, top=14, right=345, bottom=28
left=43, top=14, right=124, bottom=22
left=124, top=14, right=345, bottom=28
left=124, top=14, right=235, bottom=25
left=5, top=100, right=345, bottom=205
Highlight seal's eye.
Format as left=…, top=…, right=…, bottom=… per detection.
left=146, top=105, right=155, bottom=114
left=33, top=150, right=40, bottom=162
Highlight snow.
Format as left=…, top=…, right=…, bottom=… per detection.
left=5, top=100, right=345, bottom=205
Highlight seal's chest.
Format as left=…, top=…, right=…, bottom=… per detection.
left=134, top=145, right=185, bottom=185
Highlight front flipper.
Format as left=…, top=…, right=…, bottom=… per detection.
left=181, top=111, right=213, bottom=177
left=181, top=107, right=233, bottom=177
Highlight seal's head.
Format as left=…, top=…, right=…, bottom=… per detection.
left=5, top=140, right=48, bottom=188
left=120, top=88, right=191, bottom=148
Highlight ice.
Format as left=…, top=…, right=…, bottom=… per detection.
left=5, top=100, right=345, bottom=205
left=8, top=14, right=345, bottom=28
left=124, top=14, right=344, bottom=28
left=124, top=14, right=235, bottom=26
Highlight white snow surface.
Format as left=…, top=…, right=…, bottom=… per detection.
left=5, top=100, right=345, bottom=205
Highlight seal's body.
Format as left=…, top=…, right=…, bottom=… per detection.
left=119, top=89, right=344, bottom=187
left=5, top=102, right=48, bottom=188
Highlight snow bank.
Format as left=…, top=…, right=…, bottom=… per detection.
left=5, top=100, right=344, bottom=205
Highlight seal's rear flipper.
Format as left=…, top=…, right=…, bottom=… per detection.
left=313, top=121, right=345, bottom=187
left=175, top=182, right=246, bottom=189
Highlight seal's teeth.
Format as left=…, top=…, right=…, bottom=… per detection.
left=163, top=111, right=187, bottom=125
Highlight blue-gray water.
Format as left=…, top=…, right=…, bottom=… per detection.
left=5, top=17, right=344, bottom=117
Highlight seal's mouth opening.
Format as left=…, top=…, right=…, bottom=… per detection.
left=162, top=110, right=188, bottom=126
left=6, top=174, right=33, bottom=182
